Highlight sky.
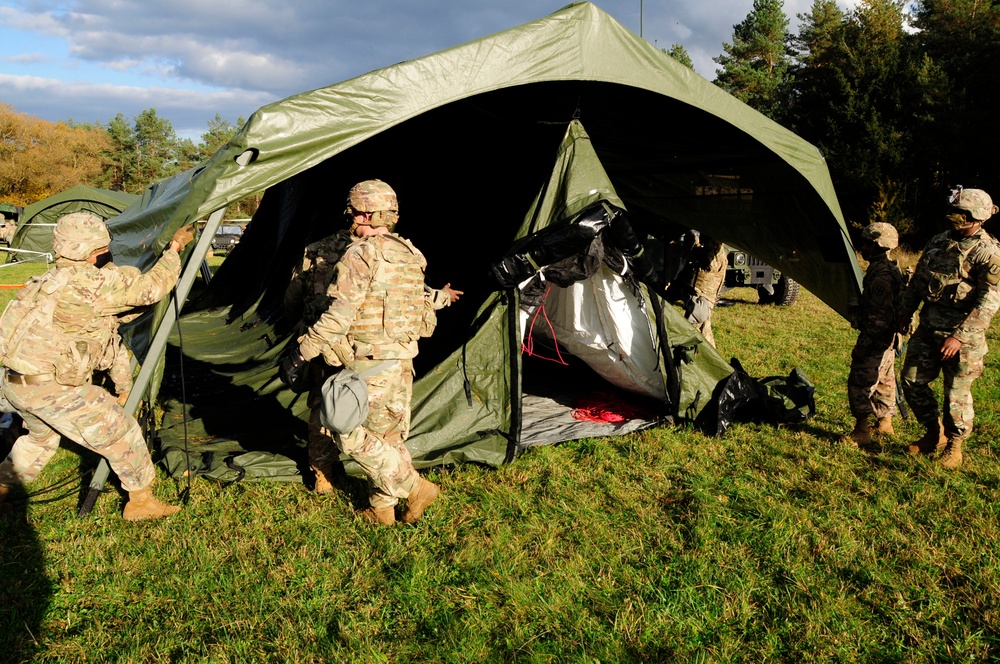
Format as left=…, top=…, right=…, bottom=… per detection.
left=0, top=0, right=863, bottom=141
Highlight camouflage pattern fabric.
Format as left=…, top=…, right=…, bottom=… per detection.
left=298, top=233, right=431, bottom=364
left=334, top=359, right=418, bottom=508
left=684, top=240, right=727, bottom=347
left=0, top=379, right=154, bottom=491
left=847, top=254, right=906, bottom=419
left=298, top=232, right=430, bottom=508
left=899, top=228, right=1000, bottom=339
left=901, top=327, right=986, bottom=440
left=284, top=229, right=354, bottom=332
left=0, top=249, right=181, bottom=489
left=899, top=227, right=1000, bottom=441
left=286, top=230, right=450, bottom=475
left=4, top=255, right=180, bottom=384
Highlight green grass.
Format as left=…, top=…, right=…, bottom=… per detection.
left=3, top=274, right=1000, bottom=661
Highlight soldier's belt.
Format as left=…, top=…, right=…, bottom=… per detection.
left=6, top=371, right=56, bottom=386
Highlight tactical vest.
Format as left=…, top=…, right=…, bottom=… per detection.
left=348, top=235, right=431, bottom=356
left=922, top=234, right=990, bottom=308
left=0, top=266, right=117, bottom=384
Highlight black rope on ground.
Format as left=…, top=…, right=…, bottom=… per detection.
left=173, top=295, right=193, bottom=505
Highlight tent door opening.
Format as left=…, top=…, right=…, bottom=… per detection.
left=517, top=263, right=668, bottom=448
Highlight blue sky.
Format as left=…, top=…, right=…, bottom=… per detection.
left=0, top=0, right=862, bottom=141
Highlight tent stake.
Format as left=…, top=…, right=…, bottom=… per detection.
left=78, top=207, right=228, bottom=517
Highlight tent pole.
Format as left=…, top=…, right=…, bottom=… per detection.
left=78, top=207, right=228, bottom=517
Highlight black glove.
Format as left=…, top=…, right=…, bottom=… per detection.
left=279, top=346, right=309, bottom=393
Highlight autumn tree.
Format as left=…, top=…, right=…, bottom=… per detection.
left=0, top=104, right=110, bottom=206
left=714, top=0, right=793, bottom=120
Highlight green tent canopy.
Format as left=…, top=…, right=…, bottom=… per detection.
left=105, top=2, right=862, bottom=476
left=11, top=185, right=138, bottom=261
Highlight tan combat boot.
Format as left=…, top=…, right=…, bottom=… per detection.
left=839, top=419, right=871, bottom=448
left=906, top=421, right=947, bottom=456
left=359, top=505, right=396, bottom=526
left=402, top=478, right=440, bottom=524
left=0, top=483, right=11, bottom=514
left=875, top=417, right=894, bottom=435
left=312, top=465, right=335, bottom=495
left=123, top=485, right=181, bottom=521
left=938, top=440, right=964, bottom=470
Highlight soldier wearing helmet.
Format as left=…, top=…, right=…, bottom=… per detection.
left=0, top=212, right=196, bottom=519
left=897, top=187, right=1000, bottom=468
left=288, top=179, right=458, bottom=524
left=682, top=235, right=727, bottom=348
left=841, top=222, right=907, bottom=447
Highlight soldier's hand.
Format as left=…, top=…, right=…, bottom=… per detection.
left=117, top=391, right=129, bottom=407
left=443, top=283, right=463, bottom=304
left=170, top=224, right=197, bottom=252
left=941, top=336, right=962, bottom=360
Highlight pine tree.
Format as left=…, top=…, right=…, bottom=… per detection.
left=665, top=44, right=695, bottom=70
left=714, top=0, right=793, bottom=121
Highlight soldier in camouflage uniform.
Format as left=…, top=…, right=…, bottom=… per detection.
left=841, top=223, right=907, bottom=447
left=284, top=227, right=355, bottom=494
left=898, top=187, right=1000, bottom=469
left=284, top=221, right=460, bottom=496
left=0, top=215, right=14, bottom=245
left=0, top=212, right=195, bottom=518
left=683, top=235, right=727, bottom=347
left=290, top=180, right=451, bottom=525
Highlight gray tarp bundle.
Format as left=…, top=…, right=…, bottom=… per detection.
left=102, top=2, right=861, bottom=476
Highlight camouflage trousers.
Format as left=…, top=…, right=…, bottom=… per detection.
left=306, top=361, right=339, bottom=473
left=333, top=359, right=419, bottom=509
left=901, top=327, right=987, bottom=442
left=0, top=380, right=154, bottom=491
left=685, top=294, right=717, bottom=347
left=847, top=341, right=897, bottom=420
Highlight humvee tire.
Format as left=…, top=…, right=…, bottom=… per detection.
left=757, top=275, right=799, bottom=306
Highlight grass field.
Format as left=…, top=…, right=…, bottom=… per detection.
left=2, top=257, right=1000, bottom=662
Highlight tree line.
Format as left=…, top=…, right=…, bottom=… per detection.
left=1, top=0, right=992, bottom=241
left=0, top=105, right=258, bottom=218
left=706, top=0, right=999, bottom=242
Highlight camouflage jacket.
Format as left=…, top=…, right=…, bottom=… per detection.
left=298, top=233, right=435, bottom=365
left=900, top=228, right=1000, bottom=342
left=287, top=229, right=452, bottom=337
left=284, top=230, right=354, bottom=331
left=690, top=243, right=728, bottom=303
left=853, top=254, right=906, bottom=350
left=1, top=250, right=181, bottom=388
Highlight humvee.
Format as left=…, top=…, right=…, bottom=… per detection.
left=724, top=249, right=799, bottom=306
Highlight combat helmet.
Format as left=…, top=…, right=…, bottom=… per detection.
left=52, top=212, right=111, bottom=260
left=948, top=186, right=999, bottom=226
left=345, top=179, right=399, bottom=229
left=861, top=222, right=898, bottom=251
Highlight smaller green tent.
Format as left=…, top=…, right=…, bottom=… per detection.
left=8, top=185, right=138, bottom=262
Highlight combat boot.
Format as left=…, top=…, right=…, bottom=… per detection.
left=0, top=483, right=10, bottom=514
left=312, top=465, right=335, bottom=495
left=938, top=439, right=964, bottom=470
left=402, top=478, right=440, bottom=524
left=875, top=417, right=894, bottom=435
left=839, top=419, right=871, bottom=448
left=123, top=484, right=181, bottom=521
left=906, top=420, right=947, bottom=456
left=359, top=505, right=396, bottom=526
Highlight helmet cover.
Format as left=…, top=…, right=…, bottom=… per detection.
left=52, top=212, right=111, bottom=260
left=948, top=186, right=998, bottom=222
left=861, top=222, right=898, bottom=250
